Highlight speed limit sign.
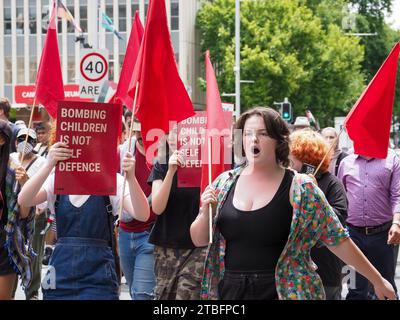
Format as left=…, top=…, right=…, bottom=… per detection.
left=79, top=49, right=109, bottom=99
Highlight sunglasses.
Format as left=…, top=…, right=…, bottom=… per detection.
left=17, top=136, right=36, bottom=144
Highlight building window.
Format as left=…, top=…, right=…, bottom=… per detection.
left=17, top=57, right=24, bottom=83
left=80, top=5, right=87, bottom=32
left=119, top=53, right=125, bottom=71
left=109, top=54, right=114, bottom=81
left=131, top=3, right=139, bottom=19
left=41, top=4, right=51, bottom=33
left=29, top=56, right=37, bottom=84
left=29, top=6, right=36, bottom=34
left=16, top=7, right=24, bottom=34
left=4, top=7, right=11, bottom=34
left=171, top=1, right=179, bottom=30
left=105, top=5, right=113, bottom=20
left=4, top=57, right=12, bottom=84
left=119, top=5, right=126, bottom=32
left=67, top=56, right=75, bottom=83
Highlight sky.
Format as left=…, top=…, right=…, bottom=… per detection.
left=385, top=0, right=400, bottom=30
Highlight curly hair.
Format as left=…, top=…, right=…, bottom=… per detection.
left=289, top=129, right=331, bottom=173
left=235, top=107, right=290, bottom=167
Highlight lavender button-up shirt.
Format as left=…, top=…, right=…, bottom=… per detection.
left=337, top=149, right=400, bottom=227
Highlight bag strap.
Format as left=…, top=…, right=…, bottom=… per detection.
left=103, top=196, right=121, bottom=285
left=14, top=156, right=38, bottom=191
left=24, top=156, right=38, bottom=172
left=55, top=194, right=60, bottom=213
left=335, top=151, right=348, bottom=176
left=103, top=196, right=115, bottom=245
left=12, top=155, right=39, bottom=203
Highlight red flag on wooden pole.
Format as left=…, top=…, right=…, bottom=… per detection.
left=110, top=11, right=143, bottom=110
left=344, top=42, right=400, bottom=158
left=35, top=0, right=64, bottom=119
left=200, top=50, right=230, bottom=194
left=128, top=0, right=194, bottom=153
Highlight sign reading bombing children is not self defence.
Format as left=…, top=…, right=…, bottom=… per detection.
left=177, top=111, right=233, bottom=188
left=55, top=101, right=122, bottom=195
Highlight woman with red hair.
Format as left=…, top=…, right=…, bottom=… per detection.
left=289, top=129, right=348, bottom=299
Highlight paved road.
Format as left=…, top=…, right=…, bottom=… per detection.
left=14, top=256, right=400, bottom=300
left=14, top=266, right=131, bottom=300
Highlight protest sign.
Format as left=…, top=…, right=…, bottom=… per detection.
left=55, top=101, right=122, bottom=195
left=177, top=111, right=232, bottom=188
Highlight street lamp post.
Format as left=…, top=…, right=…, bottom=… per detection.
left=88, top=0, right=99, bottom=48
left=235, top=0, right=240, bottom=119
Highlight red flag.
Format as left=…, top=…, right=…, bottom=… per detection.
left=128, top=0, right=194, bottom=153
left=344, top=42, right=400, bottom=159
left=200, top=50, right=230, bottom=194
left=35, top=1, right=64, bottom=119
left=110, top=11, right=144, bottom=109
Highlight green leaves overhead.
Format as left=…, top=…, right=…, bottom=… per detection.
left=197, top=0, right=367, bottom=126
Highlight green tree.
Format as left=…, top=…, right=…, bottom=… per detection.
left=302, top=0, right=400, bottom=124
left=197, top=0, right=365, bottom=126
left=349, top=0, right=392, bottom=27
left=344, top=1, right=399, bottom=123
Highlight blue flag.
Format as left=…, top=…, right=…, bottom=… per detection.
left=101, top=12, right=123, bottom=40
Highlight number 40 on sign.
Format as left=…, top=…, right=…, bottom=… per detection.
left=79, top=49, right=109, bottom=99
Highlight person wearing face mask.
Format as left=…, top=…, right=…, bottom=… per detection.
left=4, top=128, right=47, bottom=293
left=8, top=128, right=47, bottom=190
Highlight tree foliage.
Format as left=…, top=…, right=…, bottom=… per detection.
left=197, top=0, right=366, bottom=126
left=302, top=0, right=400, bottom=123
left=352, top=2, right=399, bottom=118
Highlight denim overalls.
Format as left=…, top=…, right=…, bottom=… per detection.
left=42, top=195, right=119, bottom=300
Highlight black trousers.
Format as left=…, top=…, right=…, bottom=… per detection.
left=218, top=270, right=277, bottom=300
left=346, top=226, right=398, bottom=300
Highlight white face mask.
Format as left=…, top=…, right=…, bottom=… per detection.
left=17, top=141, right=34, bottom=155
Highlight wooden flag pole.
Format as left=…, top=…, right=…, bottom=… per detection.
left=20, top=97, right=37, bottom=164
left=14, top=96, right=37, bottom=192
left=313, top=126, right=345, bottom=177
left=117, top=82, right=140, bottom=223
left=208, top=135, right=213, bottom=244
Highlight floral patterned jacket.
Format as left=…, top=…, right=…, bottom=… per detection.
left=200, top=165, right=349, bottom=300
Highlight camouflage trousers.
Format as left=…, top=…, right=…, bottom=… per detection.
left=153, top=246, right=207, bottom=300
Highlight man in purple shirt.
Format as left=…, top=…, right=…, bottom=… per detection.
left=338, top=149, right=400, bottom=299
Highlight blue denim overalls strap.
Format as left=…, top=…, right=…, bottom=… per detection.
left=42, top=195, right=119, bottom=300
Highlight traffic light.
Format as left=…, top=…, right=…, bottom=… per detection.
left=281, top=102, right=292, bottom=121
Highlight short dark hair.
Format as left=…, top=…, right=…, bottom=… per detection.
left=35, top=122, right=47, bottom=132
left=0, top=98, right=11, bottom=119
left=235, top=107, right=290, bottom=167
left=124, top=110, right=132, bottom=118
